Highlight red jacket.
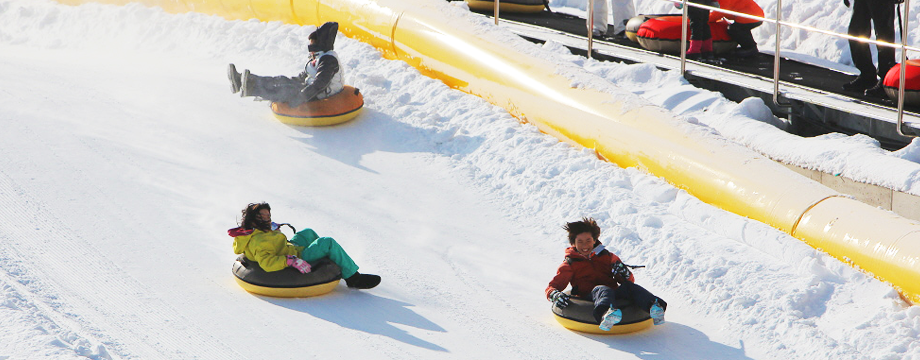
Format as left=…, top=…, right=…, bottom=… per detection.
left=545, top=245, right=636, bottom=299
left=709, top=0, right=764, bottom=24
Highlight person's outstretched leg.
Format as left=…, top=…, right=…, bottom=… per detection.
left=290, top=229, right=379, bottom=289
left=592, top=285, right=623, bottom=330
left=241, top=72, right=302, bottom=102
left=615, top=282, right=667, bottom=324
left=291, top=229, right=359, bottom=278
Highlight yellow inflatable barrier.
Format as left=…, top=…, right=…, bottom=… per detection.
left=54, top=0, right=920, bottom=304
left=271, top=86, right=364, bottom=126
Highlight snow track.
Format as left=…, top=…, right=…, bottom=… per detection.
left=1, top=0, right=919, bottom=359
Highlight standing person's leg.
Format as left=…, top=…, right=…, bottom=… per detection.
left=845, top=0, right=879, bottom=90
left=609, top=0, right=636, bottom=35
left=290, top=229, right=360, bottom=278
left=871, top=3, right=896, bottom=79
left=591, top=0, right=610, bottom=36
left=687, top=5, right=711, bottom=59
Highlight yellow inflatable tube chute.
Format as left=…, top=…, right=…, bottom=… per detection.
left=52, top=0, right=920, bottom=304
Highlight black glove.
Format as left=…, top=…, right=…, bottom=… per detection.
left=295, top=71, right=309, bottom=82
left=843, top=0, right=850, bottom=7
left=549, top=290, right=571, bottom=308
left=612, top=261, right=632, bottom=283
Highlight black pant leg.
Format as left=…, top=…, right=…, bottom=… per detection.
left=614, top=281, right=667, bottom=313
left=727, top=21, right=762, bottom=50
left=688, top=6, right=711, bottom=40
left=870, top=3, right=896, bottom=78
left=848, top=0, right=877, bottom=78
left=591, top=285, right=615, bottom=323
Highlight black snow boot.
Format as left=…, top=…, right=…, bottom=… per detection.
left=228, top=64, right=242, bottom=94
left=344, top=272, right=381, bottom=289
left=843, top=75, right=877, bottom=92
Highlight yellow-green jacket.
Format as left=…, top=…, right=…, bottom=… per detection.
left=232, top=229, right=305, bottom=272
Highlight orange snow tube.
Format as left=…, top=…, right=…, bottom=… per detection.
left=636, top=16, right=736, bottom=55
left=883, top=60, right=920, bottom=106
left=271, top=85, right=364, bottom=126
left=465, top=0, right=546, bottom=13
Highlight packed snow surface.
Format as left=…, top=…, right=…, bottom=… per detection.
left=0, top=0, right=919, bottom=359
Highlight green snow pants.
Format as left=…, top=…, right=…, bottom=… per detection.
left=290, top=228, right=359, bottom=278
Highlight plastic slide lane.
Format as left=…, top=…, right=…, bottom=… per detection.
left=52, top=0, right=920, bottom=304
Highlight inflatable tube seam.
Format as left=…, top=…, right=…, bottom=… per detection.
left=789, top=194, right=846, bottom=237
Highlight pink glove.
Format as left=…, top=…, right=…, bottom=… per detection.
left=286, top=256, right=312, bottom=274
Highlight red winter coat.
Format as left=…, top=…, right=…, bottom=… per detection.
left=709, top=0, right=764, bottom=24
left=545, top=245, right=636, bottom=299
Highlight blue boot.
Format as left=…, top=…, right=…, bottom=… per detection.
left=599, top=306, right=623, bottom=331
left=650, top=300, right=665, bottom=325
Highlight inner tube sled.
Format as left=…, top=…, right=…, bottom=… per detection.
left=625, top=14, right=669, bottom=43
left=636, top=16, right=737, bottom=55
left=552, top=296, right=653, bottom=334
left=465, top=0, right=546, bottom=14
left=271, top=85, right=364, bottom=127
left=883, top=60, right=920, bottom=106
left=232, top=255, right=342, bottom=297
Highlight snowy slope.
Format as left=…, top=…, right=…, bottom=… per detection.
left=0, top=1, right=918, bottom=359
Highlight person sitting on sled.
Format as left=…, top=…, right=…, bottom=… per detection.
left=545, top=217, right=666, bottom=330
left=227, top=21, right=344, bottom=107
left=229, top=202, right=380, bottom=289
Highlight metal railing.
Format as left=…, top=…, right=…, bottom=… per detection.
left=488, top=0, right=919, bottom=137
left=669, top=0, right=918, bottom=136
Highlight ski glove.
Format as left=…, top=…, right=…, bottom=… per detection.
left=286, top=255, right=312, bottom=274
left=612, top=261, right=633, bottom=283
left=549, top=290, right=571, bottom=308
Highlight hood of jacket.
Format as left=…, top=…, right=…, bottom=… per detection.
left=230, top=227, right=255, bottom=254
left=308, top=22, right=338, bottom=53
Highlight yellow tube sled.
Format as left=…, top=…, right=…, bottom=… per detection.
left=552, top=296, right=654, bottom=335
left=232, top=255, right=342, bottom=298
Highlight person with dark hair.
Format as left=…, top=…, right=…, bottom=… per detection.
left=545, top=217, right=666, bottom=330
left=229, top=202, right=380, bottom=289
left=842, top=0, right=896, bottom=96
left=227, top=21, right=345, bottom=107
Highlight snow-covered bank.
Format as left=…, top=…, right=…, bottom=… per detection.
left=545, top=0, right=920, bottom=195
left=0, top=0, right=918, bottom=359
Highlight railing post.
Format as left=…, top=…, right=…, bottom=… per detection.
left=587, top=0, right=595, bottom=59
left=494, top=0, right=500, bottom=25
left=680, top=0, right=689, bottom=75
left=897, top=0, right=915, bottom=137
left=772, top=0, right=790, bottom=107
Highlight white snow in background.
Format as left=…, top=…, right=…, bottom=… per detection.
left=0, top=0, right=919, bottom=359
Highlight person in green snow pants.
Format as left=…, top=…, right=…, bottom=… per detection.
left=230, top=202, right=381, bottom=289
